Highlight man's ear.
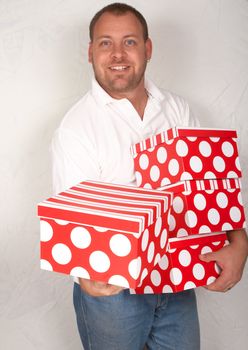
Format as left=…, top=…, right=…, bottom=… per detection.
left=88, top=42, right=93, bottom=63
left=145, top=38, right=152, bottom=61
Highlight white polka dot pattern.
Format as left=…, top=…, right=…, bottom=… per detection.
left=206, top=276, right=216, bottom=285
left=185, top=210, right=198, bottom=228
left=216, top=192, right=228, bottom=208
left=169, top=214, right=176, bottom=231
left=144, top=286, right=154, bottom=293
left=108, top=275, right=130, bottom=288
left=135, top=171, right=142, bottom=186
left=70, top=227, right=92, bottom=249
left=139, top=154, right=149, bottom=170
left=70, top=267, right=90, bottom=279
left=133, top=232, right=227, bottom=294
left=93, top=226, right=109, bottom=232
left=141, top=229, right=149, bottom=251
left=178, top=250, right=191, bottom=267
left=173, top=196, right=184, bottom=214
left=229, top=206, right=241, bottom=222
left=40, top=200, right=170, bottom=289
left=40, top=259, right=53, bottom=271
left=199, top=141, right=212, bottom=157
left=160, top=177, right=171, bottom=186
left=154, top=217, right=162, bottom=237
left=150, top=165, right=160, bottom=182
left=39, top=176, right=173, bottom=290
left=213, top=156, right=226, bottom=172
left=160, top=229, right=168, bottom=249
left=157, top=147, right=167, bottom=163
left=52, top=243, right=72, bottom=265
left=54, top=219, right=69, bottom=225
left=190, top=156, right=203, bottom=173
left=151, top=270, right=161, bottom=286
left=221, top=141, right=234, bottom=157
left=170, top=268, right=183, bottom=285
left=193, top=193, right=206, bottom=210
left=201, top=246, right=212, bottom=255
left=133, top=129, right=241, bottom=188
left=176, top=140, right=188, bottom=157
left=193, top=263, right=205, bottom=280
left=162, top=285, right=173, bottom=293
left=128, top=257, right=142, bottom=280
left=158, top=255, right=169, bottom=270
left=154, top=253, right=161, bottom=266
left=89, top=251, right=110, bottom=273
left=40, top=220, right=53, bottom=242
left=199, top=225, right=211, bottom=234
left=140, top=268, right=148, bottom=282
left=168, top=159, right=180, bottom=176
left=184, top=281, right=196, bottom=290
left=147, top=242, right=155, bottom=263
left=207, top=208, right=220, bottom=225
left=109, top=234, right=131, bottom=257
left=161, top=181, right=245, bottom=238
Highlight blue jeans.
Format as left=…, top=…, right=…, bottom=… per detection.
left=73, top=283, right=200, bottom=350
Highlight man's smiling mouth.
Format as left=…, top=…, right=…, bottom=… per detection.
left=109, top=65, right=130, bottom=71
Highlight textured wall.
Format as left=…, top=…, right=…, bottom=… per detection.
left=0, top=0, right=247, bottom=349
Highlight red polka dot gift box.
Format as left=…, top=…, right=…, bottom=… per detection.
left=131, top=127, right=242, bottom=188
left=38, top=181, right=173, bottom=289
left=160, top=178, right=246, bottom=238
left=131, top=232, right=228, bottom=294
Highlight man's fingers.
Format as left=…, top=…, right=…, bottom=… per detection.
left=204, top=269, right=233, bottom=292
left=107, top=284, right=124, bottom=295
left=93, top=281, right=109, bottom=289
left=79, top=277, right=124, bottom=296
left=199, top=251, right=218, bottom=263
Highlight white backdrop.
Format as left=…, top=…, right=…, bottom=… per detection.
left=0, top=0, right=248, bottom=349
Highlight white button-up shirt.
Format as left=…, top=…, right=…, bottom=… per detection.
left=51, top=78, right=198, bottom=194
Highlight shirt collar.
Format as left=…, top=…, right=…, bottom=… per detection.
left=91, top=77, right=165, bottom=106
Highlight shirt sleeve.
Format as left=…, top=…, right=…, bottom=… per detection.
left=162, top=90, right=201, bottom=128
left=178, top=96, right=200, bottom=127
left=51, top=127, right=101, bottom=194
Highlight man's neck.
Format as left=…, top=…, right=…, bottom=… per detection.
left=106, top=81, right=149, bottom=120
left=127, top=89, right=148, bottom=120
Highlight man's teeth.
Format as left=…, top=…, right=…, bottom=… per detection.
left=110, top=66, right=128, bottom=71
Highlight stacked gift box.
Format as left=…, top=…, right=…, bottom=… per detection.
left=38, top=180, right=173, bottom=289
left=130, top=127, right=246, bottom=293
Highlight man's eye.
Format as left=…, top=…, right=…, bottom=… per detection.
left=100, top=41, right=111, bottom=47
left=125, top=39, right=136, bottom=46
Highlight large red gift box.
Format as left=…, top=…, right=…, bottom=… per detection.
left=131, top=232, right=228, bottom=294
left=160, top=178, right=246, bottom=238
left=131, top=127, right=242, bottom=188
left=38, top=181, right=173, bottom=289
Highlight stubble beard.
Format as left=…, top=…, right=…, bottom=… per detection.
left=92, top=59, right=147, bottom=95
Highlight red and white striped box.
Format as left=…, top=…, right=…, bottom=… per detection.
left=131, top=232, right=228, bottom=294
left=131, top=127, right=242, bottom=188
left=38, top=180, right=173, bottom=289
left=159, top=178, right=246, bottom=238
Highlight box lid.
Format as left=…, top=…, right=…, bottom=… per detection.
left=168, top=232, right=227, bottom=250
left=38, top=180, right=172, bottom=236
left=159, top=178, right=241, bottom=194
left=131, top=127, right=237, bottom=156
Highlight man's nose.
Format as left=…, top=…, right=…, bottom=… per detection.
left=111, top=43, right=126, bottom=60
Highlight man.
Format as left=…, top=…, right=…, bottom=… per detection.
left=51, top=3, right=248, bottom=350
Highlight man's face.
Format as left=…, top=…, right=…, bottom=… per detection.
left=88, top=11, right=152, bottom=98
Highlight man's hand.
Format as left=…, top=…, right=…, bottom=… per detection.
left=199, top=229, right=248, bottom=292
left=79, top=278, right=124, bottom=297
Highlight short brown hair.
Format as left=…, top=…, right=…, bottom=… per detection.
left=89, top=2, right=149, bottom=41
